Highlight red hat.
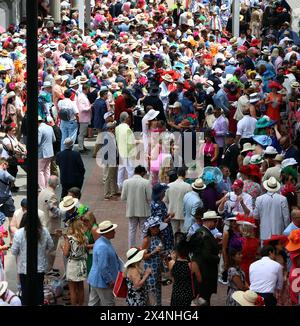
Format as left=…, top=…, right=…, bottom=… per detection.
left=250, top=39, right=260, bottom=47
left=248, top=164, right=262, bottom=181
left=263, top=235, right=288, bottom=246
left=232, top=179, right=244, bottom=189
left=268, top=81, right=282, bottom=90
left=239, top=165, right=251, bottom=175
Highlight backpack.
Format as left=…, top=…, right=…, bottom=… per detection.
left=58, top=106, right=71, bottom=121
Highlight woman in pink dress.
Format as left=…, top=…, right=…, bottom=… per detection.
left=201, top=130, right=219, bottom=167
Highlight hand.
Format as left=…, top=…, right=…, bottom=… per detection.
left=145, top=267, right=152, bottom=276
left=55, top=229, right=63, bottom=237
left=154, top=246, right=161, bottom=254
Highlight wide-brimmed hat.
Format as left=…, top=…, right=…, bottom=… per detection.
left=249, top=154, right=264, bottom=165
left=241, top=142, right=255, bottom=153
left=249, top=93, right=260, bottom=103
left=291, top=81, right=300, bottom=89
left=124, top=248, right=146, bottom=268
left=263, top=235, right=288, bottom=246
left=6, top=91, right=16, bottom=99
left=191, top=178, right=206, bottom=191
left=0, top=50, right=9, bottom=57
left=274, top=154, right=284, bottom=162
left=104, top=111, right=114, bottom=120
left=232, top=290, right=264, bottom=306
left=96, top=220, right=118, bottom=234
left=138, top=62, right=150, bottom=72
left=143, top=109, right=159, bottom=121
left=263, top=176, right=280, bottom=192
left=255, top=116, right=275, bottom=129
left=161, top=74, right=174, bottom=83
left=59, top=196, right=79, bottom=211
left=253, top=135, right=272, bottom=147
left=143, top=216, right=168, bottom=233
left=202, top=211, right=221, bottom=220
left=78, top=75, right=89, bottom=84
left=286, top=229, right=300, bottom=252
left=281, top=158, right=298, bottom=169
left=69, top=79, right=79, bottom=88
left=232, top=179, right=244, bottom=189
left=41, top=81, right=52, bottom=89
left=264, top=146, right=278, bottom=155
left=0, top=281, right=8, bottom=297
left=268, top=81, right=282, bottom=90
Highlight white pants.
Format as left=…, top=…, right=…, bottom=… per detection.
left=117, top=157, right=135, bottom=190
left=128, top=216, right=147, bottom=248
left=170, top=219, right=185, bottom=234
left=88, top=286, right=115, bottom=306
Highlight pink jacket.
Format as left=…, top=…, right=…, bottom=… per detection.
left=77, top=92, right=92, bottom=123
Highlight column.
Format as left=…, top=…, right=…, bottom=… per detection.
left=78, top=0, right=84, bottom=33
left=85, top=0, right=91, bottom=29
left=232, top=0, right=240, bottom=38
left=71, top=0, right=80, bottom=10
left=49, top=0, right=61, bottom=23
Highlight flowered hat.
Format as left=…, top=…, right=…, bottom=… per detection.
left=77, top=204, right=89, bottom=217
left=286, top=229, right=300, bottom=252
left=143, top=216, right=168, bottom=234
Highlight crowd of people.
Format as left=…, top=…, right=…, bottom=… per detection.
left=1, top=0, right=300, bottom=306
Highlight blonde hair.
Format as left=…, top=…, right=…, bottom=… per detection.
left=67, top=218, right=86, bottom=246
left=83, top=211, right=97, bottom=228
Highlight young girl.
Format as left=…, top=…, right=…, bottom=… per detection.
left=63, top=216, right=87, bottom=306
left=142, top=217, right=167, bottom=306
left=226, top=248, right=249, bottom=306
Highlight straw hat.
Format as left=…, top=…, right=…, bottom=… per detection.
left=143, top=109, right=159, bottom=121
left=191, top=178, right=206, bottom=191
left=249, top=93, right=260, bottom=103
left=124, top=248, right=146, bottom=268
left=0, top=50, right=9, bottom=57
left=285, top=229, right=300, bottom=252
left=78, top=75, right=89, bottom=84
left=263, top=176, right=280, bottom=192
left=109, top=82, right=120, bottom=91
left=0, top=281, right=8, bottom=297
left=274, top=154, right=284, bottom=162
left=138, top=62, right=150, bottom=72
left=161, top=74, right=174, bottom=83
left=96, top=220, right=118, bottom=234
left=232, top=290, right=264, bottom=306
left=264, top=146, right=278, bottom=155
left=202, top=211, right=221, bottom=220
left=59, top=196, right=79, bottom=211
left=249, top=154, right=264, bottom=165
left=241, top=143, right=255, bottom=153
left=69, top=79, right=79, bottom=88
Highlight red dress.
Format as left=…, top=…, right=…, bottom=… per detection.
left=289, top=251, right=300, bottom=305
left=240, top=237, right=260, bottom=284
left=265, top=92, right=283, bottom=123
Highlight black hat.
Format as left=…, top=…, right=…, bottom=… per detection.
left=225, top=132, right=236, bottom=138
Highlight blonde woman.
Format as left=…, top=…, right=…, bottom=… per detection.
left=63, top=217, right=88, bottom=306
left=124, top=248, right=152, bottom=306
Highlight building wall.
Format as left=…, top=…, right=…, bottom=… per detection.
left=0, top=0, right=24, bottom=29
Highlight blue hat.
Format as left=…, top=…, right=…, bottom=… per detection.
left=143, top=216, right=168, bottom=234
left=253, top=135, right=272, bottom=148
left=152, top=183, right=169, bottom=201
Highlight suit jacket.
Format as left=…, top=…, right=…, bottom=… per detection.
left=190, top=225, right=220, bottom=299
left=56, top=149, right=85, bottom=186
left=38, top=123, right=56, bottom=159
left=164, top=179, right=191, bottom=220
left=121, top=175, right=152, bottom=218
left=38, top=187, right=60, bottom=234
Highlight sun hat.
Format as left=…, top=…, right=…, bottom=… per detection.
left=6, top=91, right=16, bottom=99
left=239, top=165, right=251, bottom=175
left=263, top=176, right=281, bottom=192
left=213, top=68, right=223, bottom=74
left=124, top=248, right=146, bottom=268
left=268, top=81, right=282, bottom=90
left=69, top=79, right=79, bottom=88
left=0, top=281, right=8, bottom=297
left=281, top=158, right=298, bottom=169
left=96, top=220, right=118, bottom=234
left=41, top=81, right=52, bottom=89
left=253, top=135, right=272, bottom=147
left=228, top=57, right=237, bottom=65
left=59, top=196, right=79, bottom=211
left=202, top=211, right=221, bottom=220
left=138, top=62, right=150, bottom=72
left=241, top=143, right=255, bottom=153
left=104, top=111, right=114, bottom=120
left=274, top=154, right=284, bottom=162
left=78, top=75, right=89, bottom=84
left=191, top=178, right=206, bottom=191
left=263, top=235, right=288, bottom=247
left=232, top=290, right=265, bottom=306
left=291, top=81, right=300, bottom=88
left=232, top=179, right=244, bottom=189
left=264, top=146, right=278, bottom=155
left=285, top=229, right=300, bottom=252
left=161, top=74, right=174, bottom=83
left=236, top=213, right=257, bottom=228
left=249, top=154, right=264, bottom=165
left=143, top=216, right=168, bottom=233
left=0, top=50, right=9, bottom=57
left=255, top=116, right=276, bottom=129
left=249, top=93, right=260, bottom=103
left=109, top=82, right=120, bottom=91
left=143, top=109, right=159, bottom=121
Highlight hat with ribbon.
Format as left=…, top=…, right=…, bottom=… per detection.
left=202, top=211, right=222, bottom=220
left=263, top=235, right=288, bottom=247
left=241, top=142, right=255, bottom=153
left=263, top=176, right=281, bottom=192
left=96, top=220, right=118, bottom=234
left=59, top=196, right=79, bottom=211
left=191, top=178, right=206, bottom=191
left=232, top=290, right=265, bottom=306
left=249, top=154, right=264, bottom=165
left=124, top=248, right=146, bottom=268
left=236, top=213, right=257, bottom=228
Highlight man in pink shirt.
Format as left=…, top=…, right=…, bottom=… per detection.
left=77, top=83, right=92, bottom=153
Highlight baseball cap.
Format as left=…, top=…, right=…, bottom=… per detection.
left=232, top=179, right=244, bottom=189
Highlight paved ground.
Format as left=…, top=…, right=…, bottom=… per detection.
left=4, top=136, right=226, bottom=306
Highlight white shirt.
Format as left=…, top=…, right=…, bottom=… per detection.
left=250, top=257, right=283, bottom=293
left=236, top=115, right=257, bottom=139
left=218, top=191, right=253, bottom=215
left=57, top=98, right=79, bottom=121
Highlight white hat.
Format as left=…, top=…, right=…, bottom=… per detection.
left=143, top=109, right=159, bottom=121
left=228, top=57, right=237, bottom=65
left=264, top=146, right=278, bottom=155
left=69, top=79, right=79, bottom=88
left=241, top=142, right=255, bottom=153
left=213, top=68, right=223, bottom=74
left=6, top=91, right=16, bottom=99
left=202, top=211, right=221, bottom=220
left=96, top=220, right=118, bottom=234
left=104, top=111, right=114, bottom=120
left=206, top=87, right=215, bottom=95
left=249, top=154, right=264, bottom=165
left=0, top=281, right=8, bottom=297
left=41, top=81, right=52, bottom=88
left=249, top=93, right=260, bottom=103
left=232, top=290, right=262, bottom=306
left=191, top=178, right=206, bottom=191
left=263, top=176, right=280, bottom=192
left=124, top=248, right=146, bottom=268
left=59, top=196, right=79, bottom=211
left=281, top=158, right=298, bottom=169
left=161, top=74, right=174, bottom=83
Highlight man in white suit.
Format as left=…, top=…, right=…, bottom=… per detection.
left=164, top=167, right=191, bottom=234
left=121, top=165, right=152, bottom=248
left=38, top=175, right=62, bottom=272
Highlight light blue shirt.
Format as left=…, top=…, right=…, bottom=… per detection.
left=87, top=236, right=121, bottom=289
left=283, top=222, right=299, bottom=236
left=183, top=191, right=203, bottom=232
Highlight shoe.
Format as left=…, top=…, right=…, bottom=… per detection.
left=218, top=277, right=228, bottom=285
left=112, top=192, right=121, bottom=197
left=104, top=195, right=112, bottom=200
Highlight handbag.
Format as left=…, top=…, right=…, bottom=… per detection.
left=113, top=271, right=127, bottom=298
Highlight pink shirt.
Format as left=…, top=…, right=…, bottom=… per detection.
left=76, top=92, right=91, bottom=123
